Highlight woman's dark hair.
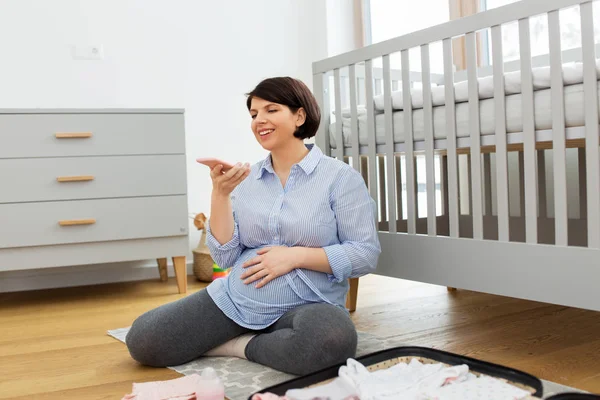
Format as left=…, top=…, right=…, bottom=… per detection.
left=246, top=77, right=321, bottom=140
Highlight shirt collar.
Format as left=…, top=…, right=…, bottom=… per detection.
left=256, top=143, right=322, bottom=180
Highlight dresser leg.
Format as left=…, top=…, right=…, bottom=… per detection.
left=157, top=258, right=168, bottom=282
left=172, top=256, right=187, bottom=294
left=346, top=277, right=359, bottom=312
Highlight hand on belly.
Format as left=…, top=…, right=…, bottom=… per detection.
left=227, top=247, right=300, bottom=303
left=239, top=246, right=299, bottom=289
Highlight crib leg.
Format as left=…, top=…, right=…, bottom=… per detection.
left=346, top=278, right=359, bottom=312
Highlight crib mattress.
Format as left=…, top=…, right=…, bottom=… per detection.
left=329, top=80, right=600, bottom=149
left=249, top=346, right=544, bottom=399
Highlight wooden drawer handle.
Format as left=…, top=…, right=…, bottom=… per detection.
left=58, top=219, right=96, bottom=226
left=57, top=175, right=95, bottom=182
left=55, top=132, right=92, bottom=139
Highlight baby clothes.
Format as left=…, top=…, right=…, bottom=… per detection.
left=121, top=374, right=202, bottom=400
left=251, top=394, right=292, bottom=400
left=252, top=394, right=358, bottom=400
left=419, top=375, right=533, bottom=400
left=337, top=358, right=471, bottom=400
left=123, top=358, right=533, bottom=400
left=121, top=373, right=224, bottom=400
left=270, top=358, right=532, bottom=400
left=285, top=375, right=357, bottom=400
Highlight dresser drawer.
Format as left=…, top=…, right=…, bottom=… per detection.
left=0, top=195, right=188, bottom=249
left=0, top=155, right=187, bottom=203
left=0, top=111, right=185, bottom=158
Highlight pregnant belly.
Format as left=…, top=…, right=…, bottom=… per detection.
left=226, top=248, right=304, bottom=307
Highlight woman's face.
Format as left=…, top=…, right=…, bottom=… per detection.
left=249, top=97, right=305, bottom=152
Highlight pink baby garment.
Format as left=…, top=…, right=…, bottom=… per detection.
left=121, top=374, right=209, bottom=400
left=250, top=394, right=292, bottom=400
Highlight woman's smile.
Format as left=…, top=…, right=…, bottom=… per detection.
left=258, top=128, right=274, bottom=140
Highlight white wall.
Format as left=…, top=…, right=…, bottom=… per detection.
left=326, top=0, right=362, bottom=56
left=0, top=0, right=329, bottom=291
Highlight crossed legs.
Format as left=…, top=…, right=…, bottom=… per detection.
left=125, top=290, right=357, bottom=375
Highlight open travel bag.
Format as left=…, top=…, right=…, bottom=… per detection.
left=249, top=346, right=600, bottom=399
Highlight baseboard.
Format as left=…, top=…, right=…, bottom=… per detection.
left=0, top=259, right=195, bottom=293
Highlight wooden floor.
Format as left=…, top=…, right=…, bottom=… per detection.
left=0, top=274, right=599, bottom=399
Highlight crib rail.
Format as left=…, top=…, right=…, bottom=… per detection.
left=313, top=0, right=600, bottom=254
left=313, top=0, right=592, bottom=74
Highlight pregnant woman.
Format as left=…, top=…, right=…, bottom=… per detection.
left=126, top=77, right=381, bottom=376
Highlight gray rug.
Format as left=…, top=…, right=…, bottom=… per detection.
left=108, top=327, right=587, bottom=400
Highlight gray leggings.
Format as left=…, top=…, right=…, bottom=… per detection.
left=125, top=289, right=357, bottom=376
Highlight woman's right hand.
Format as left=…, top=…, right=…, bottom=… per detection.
left=210, top=162, right=251, bottom=198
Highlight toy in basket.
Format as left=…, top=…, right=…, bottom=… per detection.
left=192, top=213, right=230, bottom=282
left=212, top=263, right=229, bottom=280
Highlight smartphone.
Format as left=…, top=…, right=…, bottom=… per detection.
left=196, top=157, right=235, bottom=172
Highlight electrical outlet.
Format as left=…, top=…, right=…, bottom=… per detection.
left=71, top=44, right=104, bottom=60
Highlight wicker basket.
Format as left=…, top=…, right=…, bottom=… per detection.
left=193, top=229, right=214, bottom=282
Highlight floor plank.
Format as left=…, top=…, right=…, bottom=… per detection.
left=0, top=274, right=599, bottom=399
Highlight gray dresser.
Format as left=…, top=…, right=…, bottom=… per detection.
left=0, top=109, right=190, bottom=293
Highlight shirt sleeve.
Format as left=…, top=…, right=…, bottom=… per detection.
left=205, top=195, right=245, bottom=269
left=323, top=167, right=381, bottom=283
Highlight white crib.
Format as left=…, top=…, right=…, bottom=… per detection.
left=312, top=0, right=600, bottom=312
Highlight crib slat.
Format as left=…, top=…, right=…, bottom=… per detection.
left=466, top=32, right=483, bottom=239
left=467, top=155, right=473, bottom=216
left=548, top=10, right=568, bottom=247
left=421, top=44, right=437, bottom=235
left=519, top=152, right=525, bottom=218
left=579, top=147, right=587, bottom=220
left=443, top=38, right=459, bottom=238
left=581, top=1, right=600, bottom=248
left=365, top=60, right=379, bottom=209
left=383, top=55, right=397, bottom=233
left=413, top=157, right=420, bottom=219
left=312, top=72, right=330, bottom=156
left=491, top=25, right=509, bottom=242
left=378, top=156, right=387, bottom=222
left=349, top=64, right=360, bottom=172
left=395, top=156, right=403, bottom=222
left=484, top=153, right=492, bottom=216
left=441, top=155, right=449, bottom=216
left=333, top=68, right=344, bottom=161
left=538, top=150, right=547, bottom=219
left=401, top=49, right=417, bottom=234
left=519, top=17, right=538, bottom=244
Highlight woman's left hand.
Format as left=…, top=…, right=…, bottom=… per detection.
left=241, top=247, right=299, bottom=288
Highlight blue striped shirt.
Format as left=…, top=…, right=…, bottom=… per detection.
left=205, top=144, right=381, bottom=330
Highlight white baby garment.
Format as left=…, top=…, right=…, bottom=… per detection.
left=284, top=358, right=532, bottom=400
left=285, top=375, right=357, bottom=400
left=339, top=359, right=470, bottom=400
left=419, top=375, right=532, bottom=399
